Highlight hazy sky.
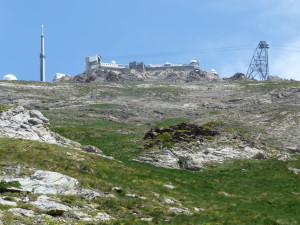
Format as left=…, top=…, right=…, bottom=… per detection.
left=1, top=0, right=300, bottom=81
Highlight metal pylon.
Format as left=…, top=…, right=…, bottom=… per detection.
left=246, top=41, right=269, bottom=80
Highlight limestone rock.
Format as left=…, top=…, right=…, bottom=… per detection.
left=168, top=207, right=193, bottom=216
left=3, top=169, right=101, bottom=198
left=163, top=185, right=175, bottom=189
left=0, top=106, right=81, bottom=149
left=0, top=197, right=17, bottom=206
left=8, top=208, right=36, bottom=217
left=3, top=170, right=79, bottom=195
left=112, top=187, right=123, bottom=193
left=288, top=167, right=300, bottom=174
left=178, top=155, right=203, bottom=171
left=31, top=195, right=70, bottom=216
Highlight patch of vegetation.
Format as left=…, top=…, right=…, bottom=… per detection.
left=155, top=133, right=173, bottom=141
left=0, top=180, right=21, bottom=193
left=0, top=104, right=12, bottom=112
left=202, top=121, right=223, bottom=128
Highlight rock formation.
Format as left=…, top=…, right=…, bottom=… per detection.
left=73, top=68, right=220, bottom=83
left=139, top=123, right=290, bottom=170
left=0, top=106, right=108, bottom=157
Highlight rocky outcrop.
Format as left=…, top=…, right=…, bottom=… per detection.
left=267, top=75, right=284, bottom=81
left=2, top=169, right=101, bottom=198
left=139, top=123, right=290, bottom=170
left=0, top=106, right=109, bottom=158
left=224, top=72, right=248, bottom=81
left=31, top=195, right=71, bottom=216
left=73, top=68, right=220, bottom=83
left=0, top=106, right=80, bottom=148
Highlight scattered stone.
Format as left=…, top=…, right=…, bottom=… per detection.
left=163, top=198, right=182, bottom=205
left=168, top=207, right=193, bottom=216
left=3, top=170, right=79, bottom=195
left=94, top=212, right=114, bottom=221
left=140, top=217, right=153, bottom=221
left=288, top=167, right=300, bottom=175
left=77, top=189, right=101, bottom=199
left=163, top=185, right=175, bottom=189
left=8, top=208, right=36, bottom=217
left=284, top=146, right=300, bottom=154
left=0, top=197, right=17, bottom=206
left=219, top=191, right=232, bottom=197
left=194, top=207, right=206, bottom=212
left=178, top=155, right=203, bottom=171
left=112, top=187, right=123, bottom=193
left=81, top=145, right=103, bottom=154
left=253, top=152, right=267, bottom=160
left=31, top=195, right=70, bottom=216
left=126, top=194, right=147, bottom=200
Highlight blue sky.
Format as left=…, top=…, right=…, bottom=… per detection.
left=1, top=0, right=300, bottom=81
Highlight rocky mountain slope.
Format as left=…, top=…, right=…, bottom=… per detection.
left=0, top=78, right=300, bottom=224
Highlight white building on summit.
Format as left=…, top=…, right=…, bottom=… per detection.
left=84, top=55, right=200, bottom=72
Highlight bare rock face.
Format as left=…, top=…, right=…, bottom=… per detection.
left=2, top=169, right=102, bottom=199
left=225, top=73, right=248, bottom=81
left=0, top=107, right=106, bottom=157
left=139, top=123, right=289, bottom=170
left=178, top=156, right=203, bottom=171
left=73, top=68, right=220, bottom=83
left=3, top=170, right=79, bottom=195
left=31, top=195, right=70, bottom=216
left=0, top=106, right=80, bottom=149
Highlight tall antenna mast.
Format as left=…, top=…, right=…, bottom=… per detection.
left=246, top=41, right=269, bottom=80
left=40, top=25, right=46, bottom=82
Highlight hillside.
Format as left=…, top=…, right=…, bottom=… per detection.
left=0, top=79, right=300, bottom=224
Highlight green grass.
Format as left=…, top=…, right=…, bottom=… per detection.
left=1, top=134, right=300, bottom=224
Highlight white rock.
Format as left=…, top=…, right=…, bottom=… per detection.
left=126, top=193, right=147, bottom=199
left=30, top=195, right=70, bottom=216
left=163, top=198, right=182, bottom=205
left=77, top=189, right=101, bottom=199
left=0, top=197, right=17, bottom=206
left=0, top=106, right=81, bottom=149
left=140, top=217, right=153, bottom=221
left=194, top=207, right=206, bottom=212
left=163, top=184, right=175, bottom=189
left=288, top=167, right=300, bottom=174
left=4, top=170, right=79, bottom=195
left=8, top=208, right=36, bottom=217
left=168, top=207, right=193, bottom=216
left=95, top=212, right=114, bottom=221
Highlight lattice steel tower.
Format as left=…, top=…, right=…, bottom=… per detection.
left=246, top=41, right=269, bottom=80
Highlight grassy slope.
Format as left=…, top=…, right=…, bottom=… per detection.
left=1, top=81, right=300, bottom=224
left=0, top=136, right=299, bottom=224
